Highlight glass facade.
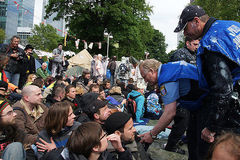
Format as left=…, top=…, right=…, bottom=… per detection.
left=4, top=0, right=35, bottom=42
left=0, top=1, right=7, bottom=30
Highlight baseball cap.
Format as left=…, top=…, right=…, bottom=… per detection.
left=83, top=99, right=108, bottom=119
left=174, top=5, right=206, bottom=32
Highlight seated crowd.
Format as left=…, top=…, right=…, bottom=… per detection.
left=0, top=52, right=156, bottom=160
left=1, top=51, right=239, bottom=160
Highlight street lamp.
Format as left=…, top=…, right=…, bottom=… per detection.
left=104, top=28, right=113, bottom=58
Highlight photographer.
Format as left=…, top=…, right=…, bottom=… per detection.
left=19, top=44, right=36, bottom=89
left=0, top=36, right=27, bottom=87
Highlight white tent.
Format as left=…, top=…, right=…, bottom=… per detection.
left=68, top=49, right=93, bottom=70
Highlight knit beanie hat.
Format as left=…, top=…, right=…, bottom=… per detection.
left=0, top=100, right=10, bottom=113
left=104, top=112, right=131, bottom=134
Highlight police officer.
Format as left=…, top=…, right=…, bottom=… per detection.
left=139, top=59, right=207, bottom=159
left=165, top=37, right=199, bottom=154
left=174, top=5, right=240, bottom=159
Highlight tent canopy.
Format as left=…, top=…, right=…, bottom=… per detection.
left=68, top=49, right=93, bottom=70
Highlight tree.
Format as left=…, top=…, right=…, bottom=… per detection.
left=0, top=29, right=5, bottom=43
left=27, top=23, right=61, bottom=52
left=192, top=0, right=240, bottom=21
left=45, top=0, right=154, bottom=58
left=146, top=29, right=169, bottom=63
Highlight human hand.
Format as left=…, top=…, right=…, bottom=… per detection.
left=107, top=134, right=125, bottom=152
left=11, top=53, right=18, bottom=58
left=15, top=89, right=21, bottom=94
left=88, top=80, right=93, bottom=86
left=138, top=132, right=154, bottom=144
left=36, top=137, right=56, bottom=152
left=201, top=128, right=215, bottom=143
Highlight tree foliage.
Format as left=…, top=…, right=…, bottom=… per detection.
left=45, top=0, right=164, bottom=59
left=192, top=0, right=240, bottom=22
left=146, top=29, right=169, bottom=63
left=27, top=23, right=61, bottom=52
left=0, top=28, right=5, bottom=43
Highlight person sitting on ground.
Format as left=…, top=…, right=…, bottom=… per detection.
left=105, top=112, right=151, bottom=160
left=45, top=84, right=66, bottom=107
left=82, top=99, right=112, bottom=126
left=102, top=80, right=111, bottom=96
left=72, top=69, right=93, bottom=94
left=126, top=78, right=135, bottom=93
left=36, top=62, right=49, bottom=80
left=116, top=80, right=128, bottom=98
left=106, top=86, right=126, bottom=112
left=207, top=132, right=240, bottom=160
left=24, top=74, right=37, bottom=87
left=42, top=75, right=64, bottom=99
left=32, top=77, right=45, bottom=91
left=0, top=100, right=26, bottom=160
left=74, top=92, right=100, bottom=123
left=89, top=83, right=100, bottom=93
left=61, top=121, right=133, bottom=160
left=99, top=86, right=106, bottom=100
left=12, top=85, right=48, bottom=145
left=64, top=85, right=81, bottom=111
left=127, top=84, right=145, bottom=123
left=36, top=101, right=80, bottom=159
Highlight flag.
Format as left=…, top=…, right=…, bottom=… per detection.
left=75, top=39, right=80, bottom=49
left=88, top=42, right=93, bottom=49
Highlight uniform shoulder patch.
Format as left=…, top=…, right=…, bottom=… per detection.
left=160, top=85, right=167, bottom=96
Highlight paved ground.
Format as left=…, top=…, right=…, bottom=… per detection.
left=145, top=120, right=188, bottom=160
left=147, top=139, right=188, bottom=160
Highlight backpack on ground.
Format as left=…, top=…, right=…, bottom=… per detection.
left=118, top=63, right=127, bottom=76
left=125, top=94, right=141, bottom=119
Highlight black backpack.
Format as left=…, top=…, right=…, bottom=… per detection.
left=118, top=63, right=127, bottom=76
left=125, top=94, right=141, bottom=119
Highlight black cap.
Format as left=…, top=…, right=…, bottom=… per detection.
left=83, top=99, right=108, bottom=119
left=24, top=44, right=34, bottom=51
left=104, top=112, right=131, bottom=134
left=80, top=92, right=99, bottom=109
left=174, top=5, right=206, bottom=32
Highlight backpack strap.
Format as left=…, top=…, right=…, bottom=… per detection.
left=130, top=94, right=141, bottom=100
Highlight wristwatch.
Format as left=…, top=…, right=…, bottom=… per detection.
left=150, top=130, right=157, bottom=140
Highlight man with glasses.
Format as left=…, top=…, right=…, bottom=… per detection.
left=0, top=100, right=26, bottom=159
left=174, top=5, right=240, bottom=159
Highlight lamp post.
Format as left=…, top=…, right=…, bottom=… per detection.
left=104, top=28, right=113, bottom=58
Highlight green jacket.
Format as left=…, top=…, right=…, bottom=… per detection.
left=36, top=68, right=49, bottom=79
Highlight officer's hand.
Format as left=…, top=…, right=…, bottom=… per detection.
left=201, top=128, right=215, bottom=143
left=138, top=132, right=154, bottom=144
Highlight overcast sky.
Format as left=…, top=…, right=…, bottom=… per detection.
left=146, top=0, right=190, bottom=52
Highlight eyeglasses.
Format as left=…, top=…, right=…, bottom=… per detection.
left=100, top=132, right=108, bottom=141
left=1, top=110, right=15, bottom=117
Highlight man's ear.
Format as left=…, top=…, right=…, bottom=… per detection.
left=94, top=113, right=100, bottom=120
left=23, top=96, right=29, bottom=102
left=114, top=130, right=122, bottom=136
left=92, top=145, right=100, bottom=152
